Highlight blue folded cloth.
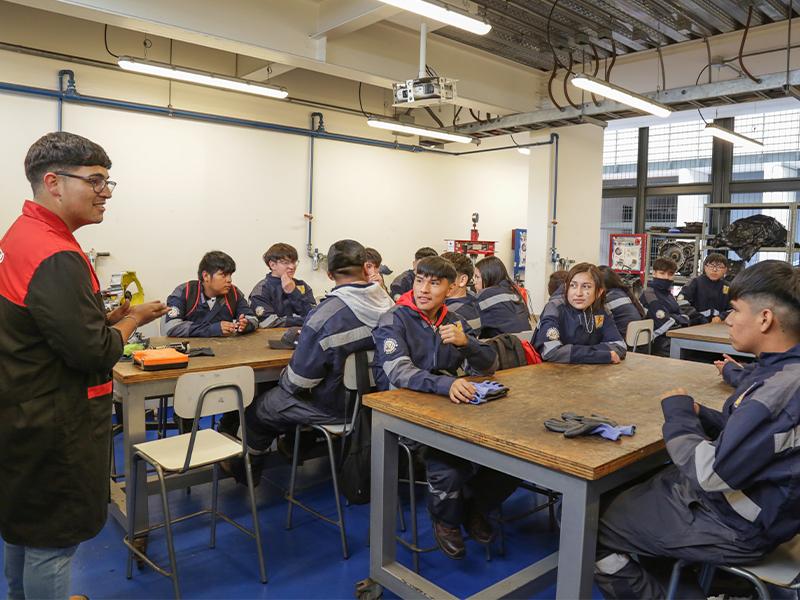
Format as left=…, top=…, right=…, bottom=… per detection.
left=590, top=423, right=636, bottom=441
left=468, top=380, right=509, bottom=404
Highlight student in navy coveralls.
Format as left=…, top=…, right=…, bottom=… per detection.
left=534, top=263, right=627, bottom=364
left=678, top=253, right=732, bottom=324
left=639, top=257, right=690, bottom=357
left=249, top=243, right=316, bottom=328
left=441, top=251, right=482, bottom=337
left=374, top=256, right=518, bottom=560
left=595, top=261, right=800, bottom=599
left=598, top=265, right=646, bottom=341
left=164, top=250, right=257, bottom=337
left=474, top=256, right=532, bottom=340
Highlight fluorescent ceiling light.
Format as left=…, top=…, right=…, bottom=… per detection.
left=517, top=147, right=531, bottom=155
left=367, top=118, right=473, bottom=144
left=377, top=0, right=491, bottom=35
left=570, top=74, right=672, bottom=118
left=118, top=56, right=289, bottom=99
left=704, top=124, right=764, bottom=150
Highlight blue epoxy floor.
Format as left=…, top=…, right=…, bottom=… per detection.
left=0, top=425, right=602, bottom=599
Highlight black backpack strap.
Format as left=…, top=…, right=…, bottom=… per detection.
left=185, top=280, right=201, bottom=317
left=354, top=351, right=371, bottom=397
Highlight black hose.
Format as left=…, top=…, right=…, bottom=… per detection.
left=605, top=36, right=617, bottom=81
left=739, top=6, right=761, bottom=83
left=562, top=50, right=581, bottom=109
left=104, top=25, right=119, bottom=59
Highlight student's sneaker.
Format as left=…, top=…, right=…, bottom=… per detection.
left=465, top=508, right=495, bottom=544
left=432, top=520, right=466, bottom=560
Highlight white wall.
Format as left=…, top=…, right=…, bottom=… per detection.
left=0, top=49, right=531, bottom=309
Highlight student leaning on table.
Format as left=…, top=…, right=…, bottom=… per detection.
left=0, top=132, right=168, bottom=600
left=595, top=260, right=800, bottom=599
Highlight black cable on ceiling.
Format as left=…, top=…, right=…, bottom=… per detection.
left=103, top=25, right=119, bottom=59
left=739, top=5, right=761, bottom=83
left=424, top=106, right=444, bottom=128
left=605, top=36, right=617, bottom=82
left=562, top=49, right=580, bottom=109
left=357, top=81, right=369, bottom=118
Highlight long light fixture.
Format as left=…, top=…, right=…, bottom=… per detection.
left=118, top=56, right=289, bottom=100
left=367, top=117, right=473, bottom=144
left=377, top=0, right=491, bottom=35
left=517, top=147, right=531, bottom=155
left=704, top=124, right=764, bottom=150
left=570, top=73, right=672, bottom=118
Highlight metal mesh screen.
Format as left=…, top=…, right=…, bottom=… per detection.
left=733, top=110, right=800, bottom=181
left=647, top=121, right=712, bottom=184
left=603, top=128, right=638, bottom=188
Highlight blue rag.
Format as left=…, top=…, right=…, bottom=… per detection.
left=590, top=423, right=636, bottom=441
left=468, top=380, right=508, bottom=404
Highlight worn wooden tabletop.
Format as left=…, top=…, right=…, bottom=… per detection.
left=667, top=322, right=731, bottom=343
left=113, top=328, right=292, bottom=384
left=364, top=353, right=731, bottom=481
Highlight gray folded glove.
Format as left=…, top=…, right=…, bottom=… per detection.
left=544, top=412, right=619, bottom=438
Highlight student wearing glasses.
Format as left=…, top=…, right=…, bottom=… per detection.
left=678, top=253, right=732, bottom=324
left=249, top=243, right=316, bottom=328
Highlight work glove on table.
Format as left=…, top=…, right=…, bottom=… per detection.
left=544, top=412, right=635, bottom=440
left=467, top=380, right=510, bottom=404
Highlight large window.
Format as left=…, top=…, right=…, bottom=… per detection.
left=600, top=106, right=800, bottom=268
left=733, top=110, right=800, bottom=181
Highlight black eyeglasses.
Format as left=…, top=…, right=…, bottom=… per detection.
left=54, top=172, right=117, bottom=194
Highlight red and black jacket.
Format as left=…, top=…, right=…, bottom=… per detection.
left=0, top=201, right=123, bottom=547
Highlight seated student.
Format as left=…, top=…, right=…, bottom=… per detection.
left=164, top=250, right=257, bottom=337
left=364, top=246, right=390, bottom=293
left=534, top=263, right=626, bottom=364
left=548, top=269, right=569, bottom=299
left=595, top=260, right=800, bottom=599
left=250, top=243, right=316, bottom=328
left=640, top=257, right=690, bottom=357
left=678, top=253, right=732, bottom=324
left=598, top=266, right=647, bottom=340
left=441, top=251, right=482, bottom=336
left=389, top=246, right=438, bottom=300
left=474, top=256, right=533, bottom=340
left=237, top=240, right=394, bottom=478
left=373, top=256, right=516, bottom=560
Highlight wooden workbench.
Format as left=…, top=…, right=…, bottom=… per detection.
left=667, top=322, right=753, bottom=359
left=365, top=353, right=732, bottom=600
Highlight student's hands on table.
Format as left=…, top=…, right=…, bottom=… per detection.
left=714, top=353, right=742, bottom=375
left=449, top=378, right=477, bottom=404
left=440, top=323, right=468, bottom=347
left=711, top=316, right=723, bottom=324
left=235, top=314, right=249, bottom=333
left=281, top=273, right=296, bottom=294
left=220, top=321, right=238, bottom=336
left=610, top=350, right=621, bottom=364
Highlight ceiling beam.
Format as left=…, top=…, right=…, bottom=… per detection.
left=312, top=0, right=401, bottom=40
left=455, top=68, right=800, bottom=133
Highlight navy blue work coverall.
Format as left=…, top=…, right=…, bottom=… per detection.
left=640, top=279, right=690, bottom=356
left=389, top=269, right=414, bottom=301
left=164, top=282, right=257, bottom=337
left=373, top=291, right=518, bottom=527
left=476, top=280, right=533, bottom=340
left=595, top=344, right=800, bottom=599
left=678, top=274, right=732, bottom=323
left=604, top=287, right=644, bottom=341
left=245, top=282, right=394, bottom=452
left=249, top=274, right=316, bottom=328
left=534, top=296, right=627, bottom=364
left=445, top=293, right=482, bottom=338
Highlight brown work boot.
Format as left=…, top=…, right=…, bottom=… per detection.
left=432, top=520, right=466, bottom=560
left=465, top=507, right=495, bottom=544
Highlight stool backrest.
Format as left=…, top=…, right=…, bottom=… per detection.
left=341, top=350, right=375, bottom=436
left=174, top=366, right=255, bottom=420
left=343, top=350, right=375, bottom=391
left=626, top=319, right=654, bottom=353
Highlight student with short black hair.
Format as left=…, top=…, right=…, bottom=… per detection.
left=598, top=266, right=646, bottom=340
left=441, top=251, right=482, bottom=336
left=164, top=251, right=257, bottom=337
left=534, top=263, right=627, bottom=364
left=374, top=256, right=516, bottom=560
left=364, top=246, right=389, bottom=292
left=249, top=243, right=316, bottom=328
left=595, top=260, right=800, bottom=598
left=231, top=240, right=394, bottom=482
left=640, top=257, right=689, bottom=356
left=389, top=246, right=438, bottom=300
left=474, top=256, right=532, bottom=339
left=678, top=253, right=732, bottom=324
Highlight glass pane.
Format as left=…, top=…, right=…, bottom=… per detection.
left=603, top=127, right=638, bottom=189
left=600, top=196, right=634, bottom=263
left=647, top=121, right=712, bottom=184
left=733, top=110, right=800, bottom=181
